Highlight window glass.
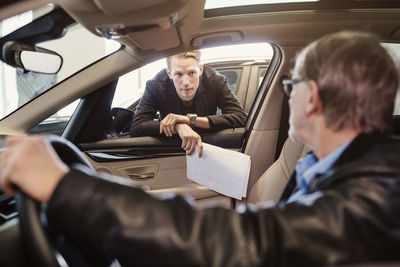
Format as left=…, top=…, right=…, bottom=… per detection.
left=383, top=43, right=400, bottom=115
left=216, top=68, right=242, bottom=95
left=0, top=7, right=121, bottom=120
left=113, top=59, right=166, bottom=108
left=29, top=100, right=80, bottom=135
left=258, top=67, right=267, bottom=87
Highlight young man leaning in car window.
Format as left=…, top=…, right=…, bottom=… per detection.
left=129, top=50, right=247, bottom=157
left=2, top=31, right=400, bottom=266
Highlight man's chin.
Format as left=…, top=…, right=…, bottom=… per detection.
left=288, top=128, right=303, bottom=144
left=179, top=95, right=195, bottom=102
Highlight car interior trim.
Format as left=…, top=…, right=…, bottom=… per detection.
left=242, top=43, right=282, bottom=151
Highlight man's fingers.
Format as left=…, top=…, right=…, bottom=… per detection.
left=197, top=139, right=203, bottom=158
left=160, top=115, right=179, bottom=137
left=176, top=125, right=201, bottom=156
left=0, top=147, right=16, bottom=196
left=165, top=125, right=171, bottom=136
left=182, top=138, right=196, bottom=155
left=181, top=137, right=188, bottom=150
left=5, top=135, right=26, bottom=147
left=0, top=174, right=15, bottom=196
left=160, top=123, right=172, bottom=136
left=160, top=119, right=166, bottom=134
left=188, top=140, right=196, bottom=155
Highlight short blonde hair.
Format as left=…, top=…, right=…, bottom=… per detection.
left=166, top=50, right=201, bottom=69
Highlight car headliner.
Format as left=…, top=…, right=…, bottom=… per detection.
left=2, top=0, right=400, bottom=51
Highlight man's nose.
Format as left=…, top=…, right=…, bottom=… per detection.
left=182, top=75, right=190, bottom=86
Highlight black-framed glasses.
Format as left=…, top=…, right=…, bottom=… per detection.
left=281, top=78, right=305, bottom=97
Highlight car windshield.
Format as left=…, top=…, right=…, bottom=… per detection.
left=0, top=5, right=121, bottom=120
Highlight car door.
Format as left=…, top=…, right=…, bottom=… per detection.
left=23, top=38, right=275, bottom=207
left=65, top=45, right=274, bottom=207
left=73, top=79, right=243, bottom=204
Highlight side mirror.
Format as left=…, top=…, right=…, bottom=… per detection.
left=1, top=41, right=62, bottom=74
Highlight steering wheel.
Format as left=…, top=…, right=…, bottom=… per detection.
left=14, top=135, right=94, bottom=267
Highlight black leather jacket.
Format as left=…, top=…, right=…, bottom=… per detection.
left=46, top=133, right=400, bottom=266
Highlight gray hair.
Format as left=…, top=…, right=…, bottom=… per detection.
left=296, top=31, right=399, bottom=133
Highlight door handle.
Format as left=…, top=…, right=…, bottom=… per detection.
left=128, top=172, right=155, bottom=179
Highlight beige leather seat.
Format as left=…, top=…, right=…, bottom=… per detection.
left=247, top=138, right=309, bottom=205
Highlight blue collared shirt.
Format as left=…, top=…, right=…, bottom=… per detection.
left=287, top=141, right=351, bottom=204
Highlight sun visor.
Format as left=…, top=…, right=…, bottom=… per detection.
left=92, top=0, right=169, bottom=16
left=61, top=0, right=202, bottom=50
left=120, top=27, right=180, bottom=51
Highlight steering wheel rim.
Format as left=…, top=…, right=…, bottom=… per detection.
left=15, top=135, right=94, bottom=267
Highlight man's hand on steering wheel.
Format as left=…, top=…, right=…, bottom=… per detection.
left=0, top=135, right=69, bottom=202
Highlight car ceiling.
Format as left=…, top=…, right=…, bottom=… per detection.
left=60, top=0, right=400, bottom=60
left=2, top=0, right=400, bottom=59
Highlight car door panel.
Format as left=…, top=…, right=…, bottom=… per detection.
left=78, top=128, right=245, bottom=204
left=85, top=153, right=231, bottom=206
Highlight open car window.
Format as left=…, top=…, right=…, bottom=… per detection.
left=111, top=43, right=273, bottom=136
left=31, top=43, right=273, bottom=136
left=112, top=43, right=273, bottom=108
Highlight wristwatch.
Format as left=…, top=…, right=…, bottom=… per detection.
left=187, top=113, right=197, bottom=127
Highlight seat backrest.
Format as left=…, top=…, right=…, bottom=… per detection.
left=247, top=138, right=309, bottom=205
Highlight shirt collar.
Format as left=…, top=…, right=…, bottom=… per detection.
left=295, top=141, right=351, bottom=191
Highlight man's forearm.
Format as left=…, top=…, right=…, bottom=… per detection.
left=193, top=117, right=210, bottom=129
left=173, top=115, right=210, bottom=129
left=130, top=121, right=161, bottom=137
left=46, top=168, right=262, bottom=266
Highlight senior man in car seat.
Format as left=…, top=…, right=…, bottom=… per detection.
left=2, top=31, right=400, bottom=266
left=129, top=50, right=247, bottom=157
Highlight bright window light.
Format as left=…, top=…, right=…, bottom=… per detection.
left=205, top=0, right=319, bottom=10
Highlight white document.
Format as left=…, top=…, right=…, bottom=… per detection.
left=186, top=143, right=251, bottom=200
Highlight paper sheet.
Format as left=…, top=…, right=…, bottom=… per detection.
left=186, top=143, right=251, bottom=200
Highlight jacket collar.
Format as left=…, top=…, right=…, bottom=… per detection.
left=311, top=132, right=400, bottom=190
left=280, top=132, right=399, bottom=201
left=332, top=132, right=392, bottom=168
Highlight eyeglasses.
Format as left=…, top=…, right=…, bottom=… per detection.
left=281, top=78, right=305, bottom=97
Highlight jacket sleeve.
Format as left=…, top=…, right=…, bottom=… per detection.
left=207, top=77, right=247, bottom=130
left=129, top=81, right=162, bottom=137
left=46, top=169, right=399, bottom=267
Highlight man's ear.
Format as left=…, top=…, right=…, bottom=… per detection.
left=166, top=68, right=172, bottom=79
left=199, top=64, right=204, bottom=76
left=305, top=80, right=322, bottom=115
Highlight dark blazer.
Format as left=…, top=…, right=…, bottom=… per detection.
left=129, top=65, right=247, bottom=137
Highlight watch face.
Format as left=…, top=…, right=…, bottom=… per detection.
left=187, top=113, right=197, bottom=126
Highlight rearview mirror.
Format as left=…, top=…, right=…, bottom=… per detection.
left=1, top=41, right=62, bottom=74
